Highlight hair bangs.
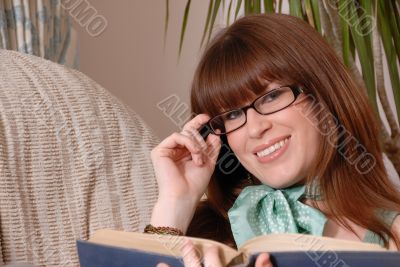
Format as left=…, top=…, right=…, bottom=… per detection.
left=192, top=36, right=282, bottom=117
left=191, top=26, right=300, bottom=118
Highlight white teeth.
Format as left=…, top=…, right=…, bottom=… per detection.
left=256, top=138, right=290, bottom=157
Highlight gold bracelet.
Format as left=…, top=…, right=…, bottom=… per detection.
left=144, top=224, right=184, bottom=236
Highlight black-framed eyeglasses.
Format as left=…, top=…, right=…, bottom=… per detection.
left=206, top=85, right=303, bottom=135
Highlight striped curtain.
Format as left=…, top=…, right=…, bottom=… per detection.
left=0, top=0, right=78, bottom=68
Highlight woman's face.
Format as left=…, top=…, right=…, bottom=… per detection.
left=226, top=81, right=321, bottom=189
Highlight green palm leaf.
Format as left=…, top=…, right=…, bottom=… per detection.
left=179, top=0, right=192, bottom=56
left=200, top=0, right=215, bottom=47
left=164, top=0, right=170, bottom=49
left=245, top=0, right=252, bottom=14
left=254, top=0, right=262, bottom=13
left=278, top=0, right=283, bottom=13
left=309, top=0, right=321, bottom=34
left=289, top=0, right=303, bottom=19
left=227, top=0, right=234, bottom=25
left=338, top=0, right=351, bottom=67
left=347, top=1, right=378, bottom=112
left=379, top=0, right=400, bottom=122
left=206, top=0, right=222, bottom=44
left=264, top=0, right=275, bottom=13
left=387, top=0, right=400, bottom=62
left=235, top=0, right=243, bottom=19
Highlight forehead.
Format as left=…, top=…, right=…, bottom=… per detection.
left=232, top=81, right=285, bottom=106
left=214, top=81, right=288, bottom=114
left=192, top=33, right=298, bottom=117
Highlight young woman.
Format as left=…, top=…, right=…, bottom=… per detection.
left=149, top=13, right=400, bottom=266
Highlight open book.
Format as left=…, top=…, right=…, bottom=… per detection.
left=76, top=229, right=400, bottom=267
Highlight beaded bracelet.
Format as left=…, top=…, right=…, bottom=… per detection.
left=144, top=224, right=184, bottom=236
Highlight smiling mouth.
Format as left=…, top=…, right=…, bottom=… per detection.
left=256, top=137, right=291, bottom=158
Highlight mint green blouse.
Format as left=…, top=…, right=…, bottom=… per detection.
left=227, top=183, right=399, bottom=247
left=363, top=211, right=399, bottom=246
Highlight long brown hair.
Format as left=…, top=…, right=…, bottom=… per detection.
left=187, top=13, right=400, bottom=249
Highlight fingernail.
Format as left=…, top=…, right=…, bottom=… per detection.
left=181, top=240, right=194, bottom=253
left=263, top=254, right=271, bottom=266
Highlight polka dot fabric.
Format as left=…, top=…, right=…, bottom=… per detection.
left=228, top=184, right=327, bottom=247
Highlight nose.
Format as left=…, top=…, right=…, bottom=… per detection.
left=245, top=108, right=272, bottom=138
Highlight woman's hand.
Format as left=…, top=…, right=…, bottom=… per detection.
left=152, top=114, right=221, bottom=202
left=156, top=240, right=274, bottom=267
left=150, top=114, right=221, bottom=232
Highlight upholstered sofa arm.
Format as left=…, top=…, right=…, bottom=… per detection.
left=0, top=49, right=159, bottom=267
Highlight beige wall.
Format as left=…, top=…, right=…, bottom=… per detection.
left=72, top=0, right=209, bottom=139
left=72, top=1, right=399, bottom=184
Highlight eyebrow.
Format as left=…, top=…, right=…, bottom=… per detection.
left=262, top=84, right=284, bottom=95
left=259, top=79, right=284, bottom=92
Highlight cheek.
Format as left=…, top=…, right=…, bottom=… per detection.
left=227, top=133, right=240, bottom=152
left=301, top=118, right=322, bottom=160
left=226, top=131, right=246, bottom=157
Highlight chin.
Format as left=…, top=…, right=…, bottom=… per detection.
left=257, top=174, right=303, bottom=189
left=267, top=182, right=296, bottom=189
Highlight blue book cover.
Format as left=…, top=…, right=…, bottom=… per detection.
left=76, top=229, right=400, bottom=267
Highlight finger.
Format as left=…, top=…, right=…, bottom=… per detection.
left=156, top=133, right=203, bottom=165
left=182, top=114, right=210, bottom=133
left=181, top=240, right=202, bottom=267
left=255, top=253, right=273, bottom=267
left=158, top=133, right=201, bottom=152
left=181, top=128, right=208, bottom=153
left=179, top=129, right=207, bottom=166
left=204, top=134, right=221, bottom=164
left=156, top=263, right=170, bottom=267
left=203, top=245, right=223, bottom=267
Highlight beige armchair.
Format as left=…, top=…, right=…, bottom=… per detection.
left=0, top=49, right=159, bottom=266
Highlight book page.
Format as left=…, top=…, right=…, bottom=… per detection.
left=89, top=229, right=240, bottom=265
left=239, top=233, right=388, bottom=254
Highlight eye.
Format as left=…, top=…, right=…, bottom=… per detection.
left=224, top=110, right=243, bottom=121
left=261, top=90, right=283, bottom=103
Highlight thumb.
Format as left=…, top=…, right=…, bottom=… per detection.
left=255, top=253, right=274, bottom=267
left=205, top=134, right=221, bottom=164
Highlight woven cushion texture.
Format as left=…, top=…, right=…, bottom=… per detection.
left=0, top=49, right=159, bottom=266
